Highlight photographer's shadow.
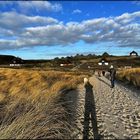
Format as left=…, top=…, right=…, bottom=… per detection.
left=83, top=82, right=100, bottom=139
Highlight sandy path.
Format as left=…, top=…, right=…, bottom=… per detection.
left=66, top=75, right=140, bottom=139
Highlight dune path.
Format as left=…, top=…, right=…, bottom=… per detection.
left=66, top=75, right=140, bottom=139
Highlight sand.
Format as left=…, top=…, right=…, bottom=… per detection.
left=66, top=74, right=140, bottom=139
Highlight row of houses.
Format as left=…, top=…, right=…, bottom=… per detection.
left=9, top=51, right=138, bottom=67
left=98, top=51, right=138, bottom=67
left=60, top=51, right=139, bottom=67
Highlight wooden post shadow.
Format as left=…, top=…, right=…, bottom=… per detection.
left=83, top=82, right=100, bottom=140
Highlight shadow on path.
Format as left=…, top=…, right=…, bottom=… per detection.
left=83, top=82, right=100, bottom=139
left=97, top=77, right=111, bottom=87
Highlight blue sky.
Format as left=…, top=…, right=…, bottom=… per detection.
left=0, top=1, right=140, bottom=59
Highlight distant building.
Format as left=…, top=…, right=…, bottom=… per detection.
left=130, top=51, right=138, bottom=57
left=98, top=58, right=109, bottom=66
left=102, top=52, right=109, bottom=57
left=60, top=63, right=73, bottom=67
left=10, top=57, right=24, bottom=67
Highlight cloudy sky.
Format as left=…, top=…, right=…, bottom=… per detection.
left=0, top=1, right=140, bottom=59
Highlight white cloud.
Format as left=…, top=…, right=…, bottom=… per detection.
left=0, top=11, right=140, bottom=50
left=72, top=9, right=82, bottom=14
left=0, top=12, right=58, bottom=30
left=0, top=1, right=62, bottom=12
left=17, top=1, right=62, bottom=12
left=115, top=11, right=140, bottom=24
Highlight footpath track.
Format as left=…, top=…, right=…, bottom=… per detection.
left=66, top=75, right=140, bottom=139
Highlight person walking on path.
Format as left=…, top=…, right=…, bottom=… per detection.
left=109, top=65, right=116, bottom=88
left=102, top=70, right=105, bottom=76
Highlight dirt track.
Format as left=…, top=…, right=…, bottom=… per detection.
left=66, top=75, right=140, bottom=139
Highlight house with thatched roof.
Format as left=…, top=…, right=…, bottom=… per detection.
left=98, top=58, right=109, bottom=66
left=10, top=57, right=24, bottom=66
left=130, top=51, right=138, bottom=57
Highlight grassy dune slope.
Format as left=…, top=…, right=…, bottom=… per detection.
left=117, top=68, right=140, bottom=87
left=0, top=68, right=87, bottom=139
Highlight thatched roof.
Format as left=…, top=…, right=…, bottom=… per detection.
left=130, top=51, right=138, bottom=56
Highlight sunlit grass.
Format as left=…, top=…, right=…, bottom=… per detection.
left=117, top=68, right=140, bottom=87
left=0, top=68, right=87, bottom=139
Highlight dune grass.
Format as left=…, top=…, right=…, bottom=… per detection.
left=0, top=68, right=87, bottom=139
left=117, top=68, right=140, bottom=87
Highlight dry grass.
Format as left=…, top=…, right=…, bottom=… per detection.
left=0, top=68, right=87, bottom=139
left=117, top=68, right=140, bottom=87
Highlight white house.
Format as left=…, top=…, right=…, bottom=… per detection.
left=10, top=57, right=23, bottom=67
left=10, top=64, right=21, bottom=67
left=130, top=51, right=138, bottom=57
left=98, top=58, right=109, bottom=66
